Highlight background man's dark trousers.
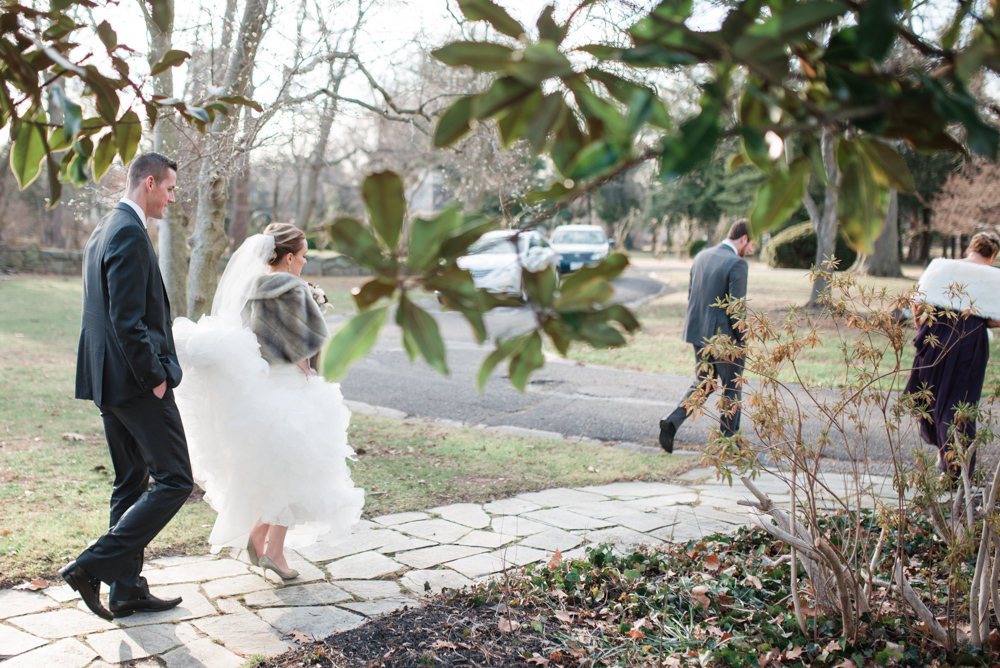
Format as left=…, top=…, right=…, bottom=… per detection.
left=663, top=346, right=744, bottom=438
left=75, top=388, right=192, bottom=600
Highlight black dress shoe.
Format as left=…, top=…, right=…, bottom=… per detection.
left=658, top=419, right=676, bottom=454
left=109, top=593, right=183, bottom=618
left=60, top=561, right=113, bottom=621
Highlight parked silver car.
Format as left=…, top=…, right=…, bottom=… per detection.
left=549, top=224, right=612, bottom=273
left=457, top=230, right=560, bottom=294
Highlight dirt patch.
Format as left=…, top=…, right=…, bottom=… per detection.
left=257, top=594, right=550, bottom=668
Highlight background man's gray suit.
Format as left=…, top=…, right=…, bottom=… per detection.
left=663, top=241, right=748, bottom=439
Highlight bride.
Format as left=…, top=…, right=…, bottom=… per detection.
left=173, top=223, right=364, bottom=580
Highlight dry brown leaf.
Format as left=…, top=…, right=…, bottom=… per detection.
left=823, top=640, right=841, bottom=653
left=498, top=618, right=521, bottom=633
left=665, top=658, right=682, bottom=668
left=704, top=554, right=722, bottom=571
left=715, top=593, right=734, bottom=609
left=62, top=433, right=86, bottom=441
left=285, top=631, right=312, bottom=644
left=547, top=549, right=563, bottom=569
left=527, top=653, right=550, bottom=666
left=554, top=609, right=574, bottom=624
left=432, top=640, right=458, bottom=650
left=747, top=574, right=763, bottom=589
left=627, top=628, right=645, bottom=639
left=691, top=585, right=711, bottom=608
left=833, top=660, right=858, bottom=668
left=784, top=645, right=806, bottom=659
left=14, top=579, right=48, bottom=591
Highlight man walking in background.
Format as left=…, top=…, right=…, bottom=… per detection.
left=659, top=220, right=754, bottom=453
left=63, top=153, right=193, bottom=620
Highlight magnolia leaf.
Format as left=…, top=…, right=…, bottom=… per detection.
left=748, top=158, right=810, bottom=237
left=149, top=0, right=173, bottom=34
left=508, top=331, right=544, bottom=391
left=10, top=115, right=47, bottom=190
left=61, top=97, right=83, bottom=144
left=458, top=0, right=526, bottom=39
left=857, top=137, right=915, bottom=192
left=45, top=154, right=61, bottom=210
left=510, top=41, right=573, bottom=85
left=217, top=95, right=264, bottom=112
left=477, top=334, right=530, bottom=393
left=431, top=41, right=514, bottom=71
left=837, top=140, right=887, bottom=254
left=91, top=132, right=117, bottom=183
left=322, top=306, right=389, bottom=381
left=434, top=96, right=476, bottom=148
left=475, top=76, right=536, bottom=120
left=327, top=217, right=386, bottom=269
left=149, top=49, right=190, bottom=76
left=497, top=90, right=542, bottom=147
left=407, top=205, right=463, bottom=271
left=95, top=20, right=117, bottom=52
left=857, top=0, right=901, bottom=60
left=397, top=294, right=448, bottom=375
left=523, top=93, right=568, bottom=154
left=114, top=110, right=142, bottom=166
left=362, top=170, right=406, bottom=250
left=536, top=5, right=567, bottom=44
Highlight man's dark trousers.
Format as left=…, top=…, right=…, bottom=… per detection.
left=78, top=389, right=193, bottom=600
left=663, top=345, right=743, bottom=438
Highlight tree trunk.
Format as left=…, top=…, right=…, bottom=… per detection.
left=808, top=128, right=840, bottom=305
left=187, top=0, right=269, bottom=318
left=920, top=208, right=931, bottom=264
left=142, top=0, right=189, bottom=317
left=228, top=82, right=255, bottom=251
left=851, top=189, right=902, bottom=277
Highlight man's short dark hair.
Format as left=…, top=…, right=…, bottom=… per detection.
left=727, top=219, right=750, bottom=241
left=127, top=153, right=178, bottom=190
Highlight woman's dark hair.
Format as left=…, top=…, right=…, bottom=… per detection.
left=969, top=232, right=1000, bottom=259
left=263, top=223, right=305, bottom=266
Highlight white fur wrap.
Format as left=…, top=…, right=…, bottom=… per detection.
left=915, top=258, right=1000, bottom=320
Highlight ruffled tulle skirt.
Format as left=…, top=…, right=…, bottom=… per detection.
left=172, top=314, right=364, bottom=550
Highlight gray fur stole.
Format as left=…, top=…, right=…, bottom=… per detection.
left=242, top=272, right=328, bottom=365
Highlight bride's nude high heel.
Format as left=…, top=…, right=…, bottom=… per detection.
left=246, top=537, right=261, bottom=567
left=259, top=555, right=298, bottom=580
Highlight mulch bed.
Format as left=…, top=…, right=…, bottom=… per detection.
left=259, top=594, right=551, bottom=668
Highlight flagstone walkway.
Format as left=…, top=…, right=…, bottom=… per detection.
left=0, top=468, right=900, bottom=667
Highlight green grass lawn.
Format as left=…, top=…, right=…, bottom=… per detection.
left=0, top=275, right=686, bottom=585
left=570, top=260, right=1000, bottom=389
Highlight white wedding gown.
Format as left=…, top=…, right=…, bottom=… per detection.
left=172, top=309, right=364, bottom=552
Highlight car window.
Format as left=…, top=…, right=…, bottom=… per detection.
left=552, top=230, right=606, bottom=245
left=468, top=236, right=516, bottom=255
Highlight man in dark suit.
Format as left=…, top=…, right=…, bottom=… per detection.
left=63, top=153, right=193, bottom=620
left=659, top=220, right=754, bottom=453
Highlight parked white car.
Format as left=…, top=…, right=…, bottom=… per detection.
left=457, top=230, right=560, bottom=294
left=549, top=224, right=612, bottom=273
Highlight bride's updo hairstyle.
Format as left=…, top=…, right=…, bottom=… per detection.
left=969, top=232, right=1000, bottom=260
left=263, top=223, right=305, bottom=265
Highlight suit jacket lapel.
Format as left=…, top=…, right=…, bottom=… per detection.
left=114, top=203, right=172, bottom=313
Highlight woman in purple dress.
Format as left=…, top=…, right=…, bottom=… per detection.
left=904, top=232, right=1000, bottom=480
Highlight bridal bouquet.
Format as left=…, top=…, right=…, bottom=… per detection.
left=307, top=282, right=332, bottom=313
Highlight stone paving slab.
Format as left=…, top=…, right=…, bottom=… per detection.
left=394, top=544, right=488, bottom=569
left=372, top=511, right=429, bottom=526
left=516, top=528, right=584, bottom=553
left=85, top=622, right=198, bottom=664
left=0, top=637, right=97, bottom=668
left=256, top=605, right=365, bottom=640
left=481, top=498, right=542, bottom=515
left=400, top=569, right=475, bottom=596
left=577, top=482, right=691, bottom=498
left=393, top=519, right=472, bottom=543
left=325, top=552, right=404, bottom=580
left=522, top=508, right=615, bottom=531
left=0, top=622, right=48, bottom=656
left=244, top=582, right=351, bottom=608
left=201, top=573, right=273, bottom=600
left=8, top=607, right=115, bottom=638
left=339, top=597, right=415, bottom=618
left=375, top=534, right=438, bottom=555
left=605, top=511, right=676, bottom=533
left=161, top=637, right=245, bottom=668
left=429, top=503, right=492, bottom=529
left=489, top=515, right=551, bottom=536
left=43, top=584, right=80, bottom=603
left=564, top=499, right=645, bottom=519
left=333, top=580, right=403, bottom=600
left=584, top=527, right=664, bottom=547
left=515, top=488, right=608, bottom=507
left=297, top=528, right=400, bottom=563
left=455, top=529, right=517, bottom=549
left=622, top=493, right=700, bottom=510
left=150, top=555, right=218, bottom=568
left=143, top=559, right=249, bottom=586
left=0, top=589, right=58, bottom=619
left=192, top=612, right=292, bottom=657
left=257, top=556, right=326, bottom=585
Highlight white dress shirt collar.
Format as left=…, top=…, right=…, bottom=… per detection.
left=120, top=198, right=147, bottom=230
left=721, top=238, right=739, bottom=254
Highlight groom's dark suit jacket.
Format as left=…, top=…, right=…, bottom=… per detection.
left=76, top=203, right=182, bottom=407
